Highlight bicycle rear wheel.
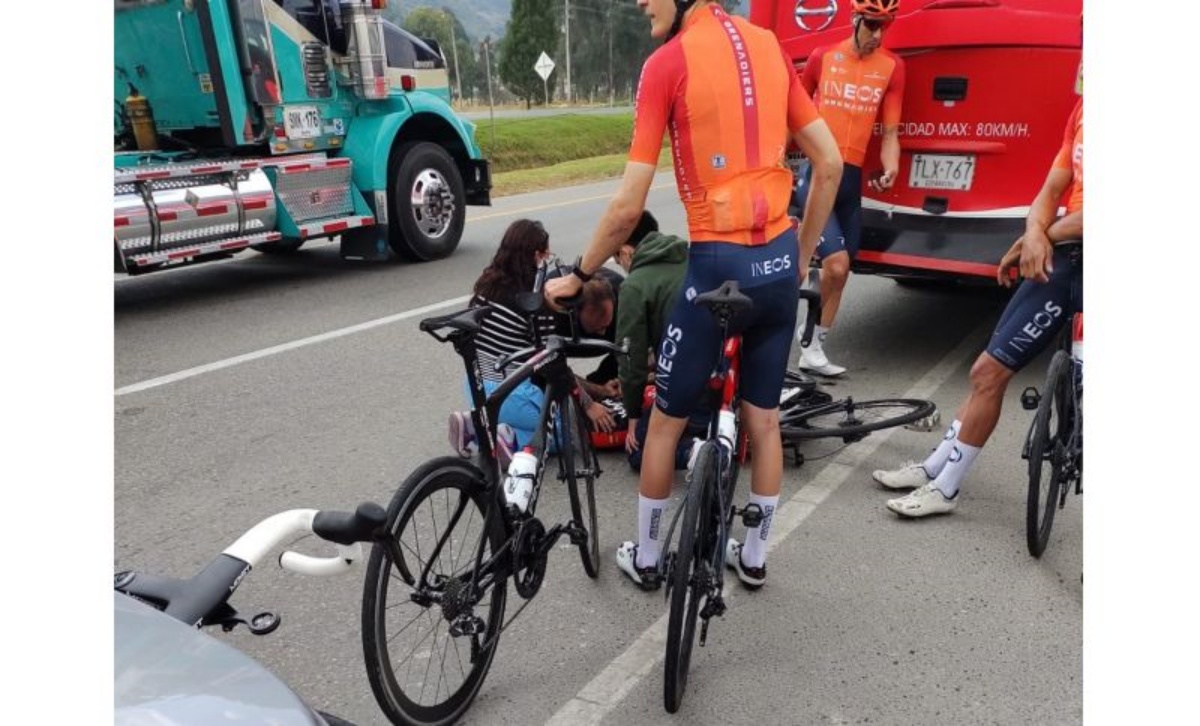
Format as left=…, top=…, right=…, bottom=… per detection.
left=362, top=458, right=508, bottom=726
left=779, top=398, right=935, bottom=441
left=561, top=395, right=600, bottom=577
left=1026, top=351, right=1073, bottom=558
left=664, top=441, right=718, bottom=714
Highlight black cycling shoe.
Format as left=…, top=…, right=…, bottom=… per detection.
left=725, top=538, right=766, bottom=590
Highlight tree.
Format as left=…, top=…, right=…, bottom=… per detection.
left=498, top=0, right=559, bottom=108
left=403, top=7, right=482, bottom=103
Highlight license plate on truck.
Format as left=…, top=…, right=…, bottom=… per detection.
left=909, top=154, right=976, bottom=191
left=284, top=106, right=321, bottom=139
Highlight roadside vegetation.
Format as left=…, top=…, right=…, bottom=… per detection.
left=476, top=113, right=670, bottom=197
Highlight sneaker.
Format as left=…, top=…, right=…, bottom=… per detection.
left=448, top=411, right=475, bottom=457
left=872, top=461, right=932, bottom=490
left=724, top=538, right=766, bottom=590
left=886, top=483, right=959, bottom=518
left=496, top=423, right=517, bottom=472
left=615, top=541, right=662, bottom=592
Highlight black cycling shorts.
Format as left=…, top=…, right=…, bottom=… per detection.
left=654, top=228, right=800, bottom=417
left=987, top=243, right=1083, bottom=371
left=793, top=162, right=863, bottom=261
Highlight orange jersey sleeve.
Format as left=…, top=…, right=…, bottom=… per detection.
left=1052, top=97, right=1083, bottom=214
left=879, top=52, right=905, bottom=128
left=628, top=47, right=682, bottom=165
left=785, top=46, right=821, bottom=132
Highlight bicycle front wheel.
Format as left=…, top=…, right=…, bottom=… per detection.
left=362, top=458, right=508, bottom=726
left=779, top=398, right=935, bottom=441
left=664, top=441, right=717, bottom=714
left=561, top=395, right=600, bottom=577
left=1026, top=351, right=1073, bottom=558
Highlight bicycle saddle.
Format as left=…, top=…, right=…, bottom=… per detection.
left=419, top=306, right=492, bottom=341
left=694, top=280, right=753, bottom=315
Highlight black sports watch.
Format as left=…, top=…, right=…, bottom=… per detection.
left=570, top=257, right=594, bottom=282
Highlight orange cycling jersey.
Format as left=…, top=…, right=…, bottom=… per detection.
left=800, top=39, right=904, bottom=167
left=1051, top=97, right=1083, bottom=215
left=628, top=4, right=820, bottom=245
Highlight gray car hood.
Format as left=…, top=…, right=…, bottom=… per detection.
left=114, top=592, right=323, bottom=725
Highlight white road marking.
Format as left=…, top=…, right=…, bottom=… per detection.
left=114, top=295, right=471, bottom=396
left=544, top=317, right=993, bottom=725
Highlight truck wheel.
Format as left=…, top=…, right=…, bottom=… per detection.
left=388, top=141, right=464, bottom=261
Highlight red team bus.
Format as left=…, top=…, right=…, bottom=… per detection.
left=750, top=0, right=1082, bottom=283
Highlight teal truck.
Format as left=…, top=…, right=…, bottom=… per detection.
left=114, top=0, right=490, bottom=275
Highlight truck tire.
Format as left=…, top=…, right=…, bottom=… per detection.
left=388, top=141, right=465, bottom=261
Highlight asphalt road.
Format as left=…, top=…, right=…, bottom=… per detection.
left=114, top=173, right=1082, bottom=725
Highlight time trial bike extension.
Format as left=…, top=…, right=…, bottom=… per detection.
left=360, top=280, right=627, bottom=726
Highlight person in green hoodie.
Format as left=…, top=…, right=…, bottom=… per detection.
left=612, top=210, right=698, bottom=470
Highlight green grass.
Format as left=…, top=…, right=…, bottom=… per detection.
left=492, top=147, right=673, bottom=197
left=474, top=112, right=670, bottom=197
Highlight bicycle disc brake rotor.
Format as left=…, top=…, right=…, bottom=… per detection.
left=513, top=518, right=548, bottom=599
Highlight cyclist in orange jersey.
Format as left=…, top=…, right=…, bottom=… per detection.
left=876, top=81, right=1083, bottom=518
left=546, top=0, right=842, bottom=591
left=793, top=0, right=906, bottom=376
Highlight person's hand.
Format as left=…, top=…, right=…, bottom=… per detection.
left=625, top=419, right=640, bottom=454
left=1019, top=228, right=1054, bottom=284
left=996, top=237, right=1023, bottom=288
left=544, top=274, right=582, bottom=312
left=586, top=402, right=615, bottom=433
left=601, top=379, right=621, bottom=397
left=868, top=168, right=897, bottom=193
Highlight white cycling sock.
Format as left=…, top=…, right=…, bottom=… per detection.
left=931, top=442, right=980, bottom=498
left=812, top=325, right=829, bottom=351
left=637, top=495, right=669, bottom=569
left=740, top=493, right=780, bottom=569
left=921, top=419, right=962, bottom=477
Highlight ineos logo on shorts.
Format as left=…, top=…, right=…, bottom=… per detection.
left=1009, top=300, right=1065, bottom=355
left=657, top=324, right=684, bottom=395
left=751, top=253, right=792, bottom=277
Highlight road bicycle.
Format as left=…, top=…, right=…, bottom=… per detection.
left=1021, top=309, right=1083, bottom=558
left=114, top=502, right=388, bottom=724
left=659, top=280, right=935, bottom=713
left=778, top=282, right=939, bottom=456
left=360, top=278, right=626, bottom=726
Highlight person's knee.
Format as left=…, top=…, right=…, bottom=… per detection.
left=822, top=254, right=850, bottom=285
left=969, top=354, right=1013, bottom=398
left=740, top=404, right=780, bottom=441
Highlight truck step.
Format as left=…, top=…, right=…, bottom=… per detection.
left=125, top=231, right=283, bottom=270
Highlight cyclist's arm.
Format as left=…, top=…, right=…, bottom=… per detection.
left=1047, top=210, right=1083, bottom=243
left=875, top=57, right=905, bottom=190
left=578, top=162, right=657, bottom=278
left=790, top=119, right=842, bottom=274
left=786, top=45, right=842, bottom=273
left=1019, top=166, right=1074, bottom=282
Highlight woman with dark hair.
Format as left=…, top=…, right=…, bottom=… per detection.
left=448, top=220, right=556, bottom=463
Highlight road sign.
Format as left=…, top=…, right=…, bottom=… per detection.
left=534, top=51, right=556, bottom=81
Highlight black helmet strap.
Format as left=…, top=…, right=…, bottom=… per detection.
left=667, top=0, right=698, bottom=42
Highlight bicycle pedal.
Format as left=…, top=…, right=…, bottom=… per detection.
left=904, top=408, right=941, bottom=432
left=1020, top=386, right=1041, bottom=411
left=739, top=503, right=764, bottom=528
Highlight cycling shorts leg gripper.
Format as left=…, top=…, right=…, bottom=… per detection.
left=654, top=229, right=801, bottom=418
left=985, top=245, right=1083, bottom=371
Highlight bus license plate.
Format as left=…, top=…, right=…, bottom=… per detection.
left=909, top=154, right=976, bottom=191
left=284, top=106, right=322, bottom=139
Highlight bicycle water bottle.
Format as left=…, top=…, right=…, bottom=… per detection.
left=503, top=447, right=538, bottom=513
left=717, top=408, right=737, bottom=454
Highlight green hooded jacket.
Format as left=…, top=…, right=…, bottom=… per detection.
left=616, top=231, right=689, bottom=418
